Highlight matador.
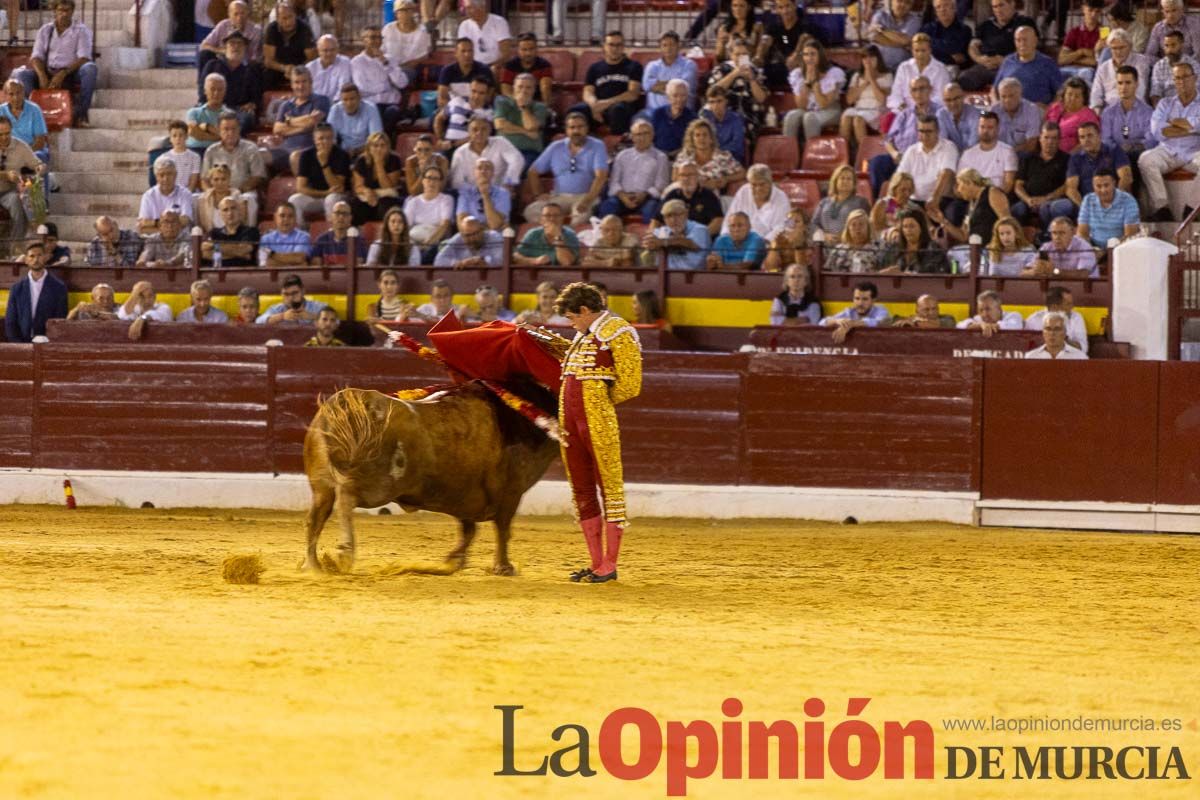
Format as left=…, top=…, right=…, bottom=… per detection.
left=551, top=282, right=642, bottom=584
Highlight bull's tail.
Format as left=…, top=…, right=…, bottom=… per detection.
left=315, top=389, right=396, bottom=477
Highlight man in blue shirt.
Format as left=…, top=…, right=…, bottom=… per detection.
left=820, top=281, right=891, bottom=343
left=1067, top=122, right=1132, bottom=213
left=326, top=83, right=382, bottom=157
left=1140, top=60, right=1200, bottom=221
left=642, top=30, right=698, bottom=111
left=649, top=79, right=697, bottom=156
left=993, top=27, right=1064, bottom=105
left=700, top=85, right=746, bottom=164
left=0, top=79, right=49, bottom=163
left=259, top=203, right=312, bottom=267
left=309, top=202, right=369, bottom=265
left=269, top=65, right=331, bottom=172
left=936, top=82, right=981, bottom=152
left=1077, top=169, right=1140, bottom=247
left=433, top=215, right=506, bottom=268
left=455, top=159, right=511, bottom=231
left=642, top=198, right=710, bottom=270
left=991, top=77, right=1044, bottom=154
left=1101, top=64, right=1154, bottom=198
left=525, top=111, right=610, bottom=225
left=706, top=212, right=766, bottom=270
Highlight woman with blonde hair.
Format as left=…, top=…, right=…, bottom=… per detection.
left=986, top=216, right=1038, bottom=277
left=515, top=280, right=570, bottom=326
left=768, top=263, right=822, bottom=325
left=674, top=118, right=746, bottom=194
left=811, top=164, right=870, bottom=239
left=824, top=209, right=877, bottom=273
left=870, top=171, right=919, bottom=239
left=929, top=167, right=1010, bottom=245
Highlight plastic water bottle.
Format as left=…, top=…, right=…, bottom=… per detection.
left=765, top=105, right=779, bottom=129
left=212, top=241, right=223, bottom=269
left=951, top=257, right=959, bottom=275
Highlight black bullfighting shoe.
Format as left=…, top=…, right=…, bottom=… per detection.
left=582, top=569, right=617, bottom=584
left=569, top=566, right=594, bottom=582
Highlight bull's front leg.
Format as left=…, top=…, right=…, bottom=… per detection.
left=492, top=503, right=518, bottom=576
left=331, top=486, right=358, bottom=573
left=444, top=520, right=477, bottom=571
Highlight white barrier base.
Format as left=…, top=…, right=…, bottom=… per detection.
left=2, top=469, right=1194, bottom=533
left=0, top=468, right=977, bottom=524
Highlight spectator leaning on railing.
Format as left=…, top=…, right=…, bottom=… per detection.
left=257, top=273, right=324, bottom=324
left=137, top=211, right=192, bottom=269
left=768, top=263, right=822, bottom=327
left=204, top=195, right=260, bottom=266
left=232, top=286, right=260, bottom=325
left=86, top=216, right=141, bottom=267
left=67, top=283, right=117, bottom=322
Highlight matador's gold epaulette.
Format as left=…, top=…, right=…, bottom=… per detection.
left=594, top=314, right=642, bottom=352
left=524, top=325, right=573, bottom=361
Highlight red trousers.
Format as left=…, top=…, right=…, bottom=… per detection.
left=560, top=375, right=626, bottom=525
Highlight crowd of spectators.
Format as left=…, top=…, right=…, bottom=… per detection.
left=6, top=0, right=1170, bottom=358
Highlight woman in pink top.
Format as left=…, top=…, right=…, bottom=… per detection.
left=1045, top=78, right=1099, bottom=154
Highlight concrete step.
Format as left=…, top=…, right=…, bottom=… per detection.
left=88, top=107, right=185, bottom=130
left=49, top=150, right=149, bottom=172
left=50, top=191, right=147, bottom=217
left=52, top=171, right=151, bottom=194
left=103, top=68, right=199, bottom=90
left=95, top=29, right=132, bottom=48
left=92, top=0, right=137, bottom=10
left=66, top=127, right=167, bottom=153
left=94, top=88, right=198, bottom=110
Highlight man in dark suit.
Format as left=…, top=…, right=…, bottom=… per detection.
left=5, top=240, right=68, bottom=342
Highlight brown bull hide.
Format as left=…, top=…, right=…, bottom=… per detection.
left=302, top=382, right=559, bottom=575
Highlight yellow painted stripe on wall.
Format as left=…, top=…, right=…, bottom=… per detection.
left=0, top=291, right=1108, bottom=336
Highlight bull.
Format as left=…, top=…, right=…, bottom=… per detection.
left=301, top=380, right=559, bottom=575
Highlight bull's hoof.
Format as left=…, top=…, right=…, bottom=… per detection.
left=492, top=562, right=517, bottom=576
left=299, top=555, right=323, bottom=573
left=328, top=549, right=355, bottom=574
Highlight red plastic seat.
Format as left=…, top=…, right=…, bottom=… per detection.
left=856, top=134, right=887, bottom=171
left=263, top=176, right=297, bottom=221
left=394, top=131, right=424, bottom=162
left=573, top=50, right=604, bottom=82
left=857, top=176, right=874, bottom=204
left=309, top=220, right=331, bottom=239
left=800, top=135, right=850, bottom=174
left=360, top=221, right=381, bottom=242
left=629, top=51, right=658, bottom=67
left=778, top=178, right=821, bottom=216
left=753, top=135, right=801, bottom=175
left=551, top=85, right=583, bottom=117
left=31, top=89, right=71, bottom=131
left=541, top=49, right=576, bottom=83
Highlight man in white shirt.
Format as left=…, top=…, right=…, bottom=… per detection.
left=447, top=115, right=525, bottom=191
left=138, top=159, right=194, bottom=234
left=957, top=290, right=1025, bottom=335
left=596, top=119, right=670, bottom=223
left=1025, top=286, right=1089, bottom=354
left=889, top=33, right=950, bottom=111
left=456, top=0, right=512, bottom=69
left=1025, top=311, right=1088, bottom=359
left=896, top=113, right=959, bottom=207
left=350, top=24, right=409, bottom=133
left=1090, top=30, right=1153, bottom=110
left=384, top=0, right=432, bottom=80
left=959, top=111, right=1017, bottom=192
left=118, top=279, right=174, bottom=340
left=307, top=34, right=353, bottom=102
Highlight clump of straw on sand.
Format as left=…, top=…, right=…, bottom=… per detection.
left=222, top=554, right=266, bottom=584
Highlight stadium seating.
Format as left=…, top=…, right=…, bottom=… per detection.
left=777, top=177, right=821, bottom=216
left=541, top=49, right=576, bottom=82
left=800, top=135, right=850, bottom=174
left=573, top=50, right=604, bottom=82
left=753, top=135, right=801, bottom=174
left=394, top=132, right=424, bottom=162
left=856, top=135, right=886, bottom=171
left=264, top=176, right=298, bottom=222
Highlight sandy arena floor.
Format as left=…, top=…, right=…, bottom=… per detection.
left=0, top=505, right=1196, bottom=799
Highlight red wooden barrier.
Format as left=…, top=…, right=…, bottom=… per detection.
left=980, top=360, right=1160, bottom=503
